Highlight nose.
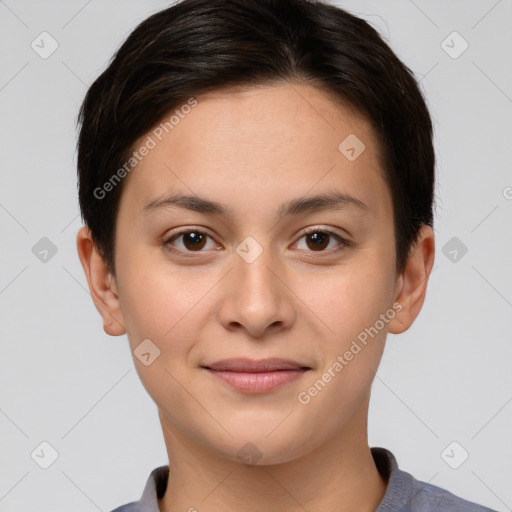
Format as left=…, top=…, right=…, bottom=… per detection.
left=216, top=241, right=296, bottom=339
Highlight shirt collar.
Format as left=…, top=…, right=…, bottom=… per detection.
left=134, top=446, right=414, bottom=512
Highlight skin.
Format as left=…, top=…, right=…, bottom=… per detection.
left=77, top=82, right=435, bottom=512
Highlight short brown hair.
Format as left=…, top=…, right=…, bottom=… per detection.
left=76, top=0, right=435, bottom=276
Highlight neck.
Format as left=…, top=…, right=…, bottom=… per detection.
left=157, top=401, right=388, bottom=512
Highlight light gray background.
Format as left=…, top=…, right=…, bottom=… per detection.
left=1, top=0, right=511, bottom=510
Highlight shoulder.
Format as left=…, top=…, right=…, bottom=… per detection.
left=107, top=464, right=169, bottom=512
left=371, top=447, right=497, bottom=512
left=408, top=479, right=497, bottom=511
left=108, top=503, right=139, bottom=512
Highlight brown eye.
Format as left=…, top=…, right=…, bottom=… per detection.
left=295, top=228, right=350, bottom=253
left=305, top=231, right=330, bottom=251
left=164, top=230, right=217, bottom=253
left=163, top=227, right=350, bottom=257
left=180, top=231, right=207, bottom=251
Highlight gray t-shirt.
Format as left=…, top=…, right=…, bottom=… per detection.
left=111, top=446, right=497, bottom=511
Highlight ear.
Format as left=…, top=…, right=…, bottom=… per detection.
left=388, top=224, right=435, bottom=334
left=76, top=226, right=126, bottom=336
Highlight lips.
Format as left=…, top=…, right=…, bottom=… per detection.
left=202, top=358, right=311, bottom=393
left=203, top=358, right=310, bottom=372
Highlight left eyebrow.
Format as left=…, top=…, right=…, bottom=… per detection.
left=141, top=191, right=370, bottom=220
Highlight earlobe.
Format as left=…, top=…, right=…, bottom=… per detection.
left=388, top=225, right=435, bottom=335
left=76, top=226, right=126, bottom=337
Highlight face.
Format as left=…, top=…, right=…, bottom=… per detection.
left=92, top=82, right=408, bottom=464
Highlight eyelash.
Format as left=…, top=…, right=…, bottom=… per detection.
left=162, top=227, right=351, bottom=257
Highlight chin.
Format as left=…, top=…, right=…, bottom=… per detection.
left=208, top=426, right=320, bottom=467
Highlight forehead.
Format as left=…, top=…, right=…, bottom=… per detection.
left=119, top=81, right=390, bottom=222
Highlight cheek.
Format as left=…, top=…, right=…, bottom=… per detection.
left=295, top=268, right=391, bottom=424
left=117, top=257, right=216, bottom=356
left=117, top=266, right=207, bottom=413
left=297, top=260, right=395, bottom=345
